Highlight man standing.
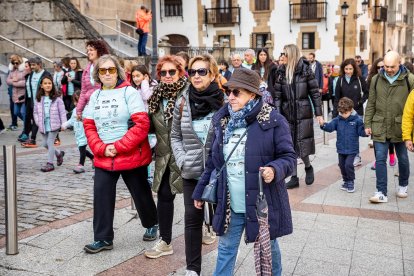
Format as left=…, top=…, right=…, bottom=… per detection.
left=230, top=53, right=242, bottom=73
left=241, top=49, right=256, bottom=69
left=20, top=57, right=51, bottom=148
left=307, top=53, right=323, bottom=93
left=355, top=55, right=368, bottom=80
left=365, top=51, right=414, bottom=203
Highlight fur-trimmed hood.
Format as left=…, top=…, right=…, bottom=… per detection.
left=8, top=57, right=28, bottom=72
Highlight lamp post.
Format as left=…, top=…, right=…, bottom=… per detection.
left=341, top=1, right=349, bottom=61
left=151, top=0, right=158, bottom=79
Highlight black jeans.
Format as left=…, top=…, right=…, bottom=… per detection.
left=183, top=178, right=204, bottom=274
left=79, top=145, right=94, bottom=166
left=338, top=154, right=356, bottom=182
left=93, top=166, right=158, bottom=241
left=23, top=99, right=38, bottom=140
left=0, top=117, right=4, bottom=130
left=9, top=94, right=17, bottom=126
left=157, top=167, right=176, bottom=244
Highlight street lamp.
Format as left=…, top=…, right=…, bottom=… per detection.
left=354, top=0, right=369, bottom=19
left=151, top=0, right=158, bottom=79
left=341, top=1, right=349, bottom=61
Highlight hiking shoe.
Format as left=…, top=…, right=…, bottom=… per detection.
left=56, top=151, right=65, bottom=166
left=54, top=138, right=61, bottom=146
left=84, top=240, right=113, bottom=254
left=371, top=161, right=376, bottom=170
left=369, top=191, right=388, bottom=203
left=353, top=155, right=362, bottom=167
left=202, top=226, right=216, bottom=245
left=73, top=164, right=85, bottom=174
left=22, top=139, right=37, bottom=148
left=144, top=239, right=173, bottom=259
left=347, top=182, right=355, bottom=193
left=143, top=224, right=158, bottom=241
left=389, top=153, right=396, bottom=166
left=17, top=133, right=28, bottom=142
left=305, top=165, right=314, bottom=185
left=340, top=182, right=348, bottom=191
left=286, top=176, right=299, bottom=189
left=41, top=162, right=55, bottom=172
left=397, top=186, right=408, bottom=198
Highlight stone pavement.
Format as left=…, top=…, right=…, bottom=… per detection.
left=1, top=112, right=414, bottom=275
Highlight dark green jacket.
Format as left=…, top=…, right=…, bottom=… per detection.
left=364, top=67, right=414, bottom=143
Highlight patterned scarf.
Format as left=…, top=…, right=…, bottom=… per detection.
left=148, top=77, right=187, bottom=121
left=223, top=98, right=259, bottom=144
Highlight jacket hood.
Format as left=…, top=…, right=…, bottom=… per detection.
left=379, top=65, right=408, bottom=80
left=8, top=57, right=28, bottom=72
left=339, top=109, right=359, bottom=121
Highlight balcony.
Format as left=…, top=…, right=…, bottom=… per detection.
left=373, top=6, right=387, bottom=22
left=160, top=0, right=183, bottom=22
left=204, top=7, right=240, bottom=25
left=289, top=2, right=327, bottom=22
left=388, top=10, right=403, bottom=26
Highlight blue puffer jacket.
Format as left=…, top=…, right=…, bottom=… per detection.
left=192, top=100, right=296, bottom=243
left=321, top=110, right=367, bottom=155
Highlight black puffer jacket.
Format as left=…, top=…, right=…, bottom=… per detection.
left=270, top=58, right=322, bottom=158
left=333, top=75, right=368, bottom=117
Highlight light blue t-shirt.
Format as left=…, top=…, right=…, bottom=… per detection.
left=43, top=96, right=52, bottom=132
left=64, top=107, right=87, bottom=147
left=224, top=127, right=247, bottom=213
left=67, top=71, right=75, bottom=96
left=29, top=70, right=44, bottom=98
left=345, top=75, right=351, bottom=84
left=83, top=86, right=146, bottom=143
left=192, top=112, right=213, bottom=145
left=53, top=71, right=64, bottom=92
left=385, top=70, right=401, bottom=84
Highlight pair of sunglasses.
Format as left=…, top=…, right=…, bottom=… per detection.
left=98, top=67, right=117, bottom=75
left=12, top=62, right=19, bottom=65
left=225, top=88, right=241, bottom=97
left=188, top=68, right=209, bottom=77
left=377, top=65, right=384, bottom=70
left=160, top=69, right=177, bottom=77
left=280, top=52, right=287, bottom=57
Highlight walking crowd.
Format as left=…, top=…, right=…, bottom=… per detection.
left=2, top=35, right=414, bottom=275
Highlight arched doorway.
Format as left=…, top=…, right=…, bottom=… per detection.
left=166, top=34, right=190, bottom=54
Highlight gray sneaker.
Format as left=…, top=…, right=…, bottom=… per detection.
left=144, top=239, right=173, bottom=259
left=73, top=164, right=85, bottom=174
left=353, top=155, right=362, bottom=167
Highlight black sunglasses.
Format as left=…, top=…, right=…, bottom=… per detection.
left=12, top=62, right=19, bottom=65
left=188, top=68, right=209, bottom=77
left=225, top=88, right=241, bottom=97
left=280, top=52, right=287, bottom=57
left=377, top=65, right=384, bottom=70
left=160, top=69, right=177, bottom=77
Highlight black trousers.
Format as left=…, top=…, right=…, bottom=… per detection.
left=79, top=145, right=94, bottom=165
left=23, top=99, right=38, bottom=140
left=183, top=178, right=204, bottom=274
left=93, top=166, right=158, bottom=241
left=338, top=154, right=356, bottom=182
left=157, top=167, right=176, bottom=244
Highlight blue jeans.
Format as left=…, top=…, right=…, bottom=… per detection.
left=374, top=141, right=410, bottom=195
left=138, top=33, right=148, bottom=56
left=14, top=102, right=26, bottom=123
left=9, top=94, right=18, bottom=126
left=214, top=210, right=282, bottom=276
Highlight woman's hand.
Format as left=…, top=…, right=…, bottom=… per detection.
left=105, top=145, right=117, bottom=157
left=194, top=200, right=204, bottom=209
left=259, top=167, right=275, bottom=183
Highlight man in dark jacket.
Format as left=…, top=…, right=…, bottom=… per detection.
left=307, top=53, right=323, bottom=92
left=355, top=55, right=368, bottom=80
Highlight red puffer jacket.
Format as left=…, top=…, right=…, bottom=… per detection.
left=83, top=108, right=151, bottom=171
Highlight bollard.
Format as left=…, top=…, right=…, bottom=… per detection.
left=131, top=198, right=136, bottom=210
left=323, top=101, right=329, bottom=145
left=3, top=145, right=18, bottom=255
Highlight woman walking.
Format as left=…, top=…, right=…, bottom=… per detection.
left=61, top=57, right=83, bottom=113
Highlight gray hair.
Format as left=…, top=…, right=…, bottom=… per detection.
left=93, top=54, right=126, bottom=84
left=231, top=53, right=242, bottom=60
left=244, top=49, right=255, bottom=56
left=28, top=57, right=42, bottom=65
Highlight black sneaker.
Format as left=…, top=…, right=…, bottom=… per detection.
left=305, top=165, right=314, bottom=185
left=57, top=151, right=65, bottom=166
left=84, top=240, right=113, bottom=254
left=286, top=176, right=299, bottom=189
left=41, top=162, right=55, bottom=172
left=143, top=224, right=158, bottom=241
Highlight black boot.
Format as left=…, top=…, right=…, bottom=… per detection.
left=305, top=165, right=314, bottom=185
left=286, top=176, right=299, bottom=189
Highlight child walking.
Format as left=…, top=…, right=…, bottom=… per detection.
left=319, top=97, right=367, bottom=192
left=33, top=75, right=66, bottom=172
left=62, top=91, right=94, bottom=173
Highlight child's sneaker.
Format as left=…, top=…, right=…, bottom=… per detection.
left=84, top=240, right=113, bottom=254
left=347, top=181, right=355, bottom=193
left=353, top=155, right=362, bottom=167
left=22, top=139, right=37, bottom=148
left=369, top=191, right=388, bottom=203
left=41, top=162, right=55, bottom=172
left=389, top=153, right=396, bottom=166
left=396, top=186, right=408, bottom=198
left=340, top=182, right=348, bottom=191
left=56, top=151, right=65, bottom=166
left=73, top=164, right=85, bottom=174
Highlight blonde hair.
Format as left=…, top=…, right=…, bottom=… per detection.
left=10, top=54, right=23, bottom=65
left=283, top=44, right=301, bottom=84
left=93, top=55, right=126, bottom=84
left=188, top=54, right=219, bottom=82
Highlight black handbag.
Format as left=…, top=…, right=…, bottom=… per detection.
left=201, top=128, right=248, bottom=204
left=135, top=28, right=144, bottom=35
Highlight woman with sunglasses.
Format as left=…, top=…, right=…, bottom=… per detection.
left=192, top=68, right=296, bottom=276
left=82, top=55, right=158, bottom=254
left=170, top=54, right=224, bottom=276
left=270, top=44, right=323, bottom=189
left=144, top=55, right=189, bottom=259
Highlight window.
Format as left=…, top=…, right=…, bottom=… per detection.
left=302, top=32, right=315, bottom=50
left=252, top=33, right=270, bottom=48
left=255, top=0, right=270, bottom=11
left=359, top=30, right=367, bottom=51
left=218, top=35, right=231, bottom=47
left=164, top=0, right=183, bottom=17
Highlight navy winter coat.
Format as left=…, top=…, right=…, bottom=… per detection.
left=321, top=110, right=367, bottom=155
left=192, top=100, right=296, bottom=243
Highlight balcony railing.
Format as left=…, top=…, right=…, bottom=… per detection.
left=388, top=10, right=403, bottom=26
left=373, top=6, right=387, bottom=22
left=289, top=2, right=327, bottom=21
left=204, top=7, right=240, bottom=25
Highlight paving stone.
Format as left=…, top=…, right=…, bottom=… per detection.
left=293, top=257, right=350, bottom=276
left=349, top=252, right=404, bottom=275
left=353, top=237, right=403, bottom=259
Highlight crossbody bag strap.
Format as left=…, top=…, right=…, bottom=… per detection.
left=216, top=128, right=248, bottom=177
left=357, top=77, right=363, bottom=99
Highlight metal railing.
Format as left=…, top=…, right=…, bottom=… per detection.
left=0, top=35, right=54, bottom=65
left=289, top=2, right=327, bottom=21
left=204, top=7, right=241, bottom=25
left=373, top=6, right=388, bottom=22
left=16, top=20, right=87, bottom=57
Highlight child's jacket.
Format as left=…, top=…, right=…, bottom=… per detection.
left=34, top=96, right=66, bottom=134
left=321, top=110, right=367, bottom=155
left=62, top=107, right=87, bottom=147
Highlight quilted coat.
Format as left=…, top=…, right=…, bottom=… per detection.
left=192, top=100, right=296, bottom=243
left=77, top=62, right=101, bottom=117
left=33, top=96, right=66, bottom=134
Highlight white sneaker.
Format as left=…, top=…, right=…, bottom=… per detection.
left=369, top=191, right=388, bottom=203
left=185, top=270, right=199, bottom=276
left=353, top=155, right=362, bottom=167
left=397, top=186, right=408, bottom=198
left=144, top=239, right=173, bottom=259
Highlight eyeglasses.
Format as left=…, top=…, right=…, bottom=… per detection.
left=11, top=62, right=19, bottom=65
left=280, top=52, right=287, bottom=57
left=98, top=67, right=117, bottom=75
left=160, top=69, right=177, bottom=77
left=377, top=66, right=384, bottom=70
left=188, top=68, right=209, bottom=77
left=225, top=88, right=241, bottom=97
